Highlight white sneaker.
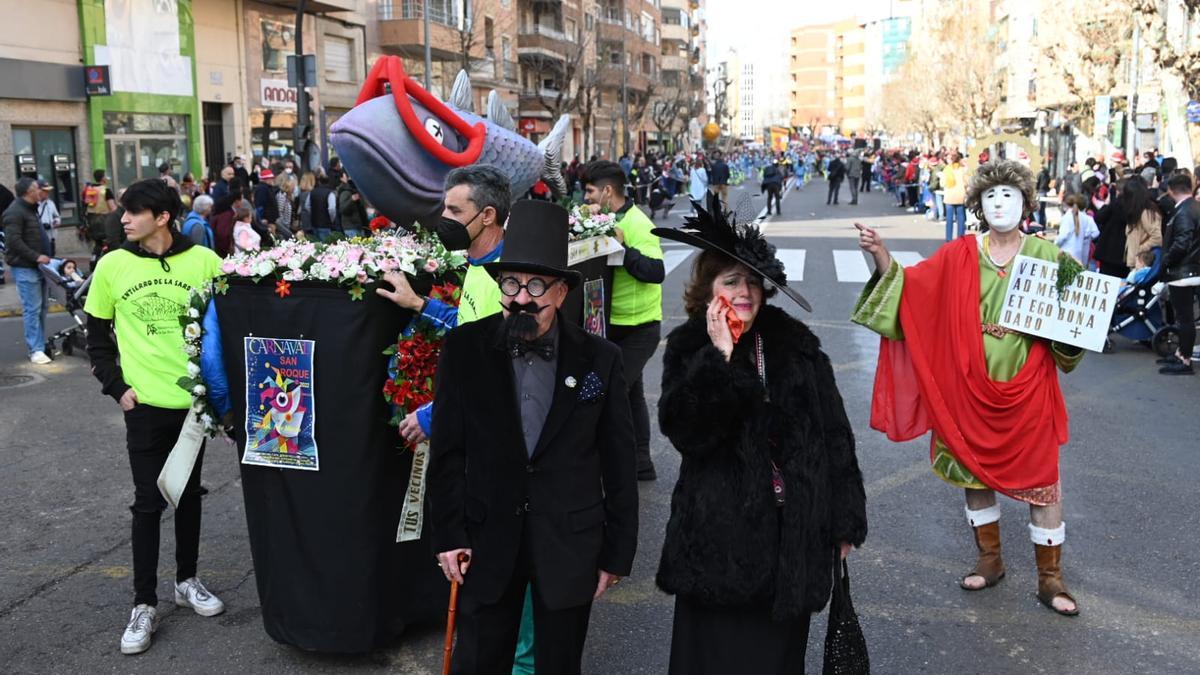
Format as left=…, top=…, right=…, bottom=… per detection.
left=174, top=577, right=225, bottom=617
left=29, top=351, right=51, bottom=365
left=120, top=604, right=157, bottom=655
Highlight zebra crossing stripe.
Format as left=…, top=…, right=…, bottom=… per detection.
left=663, top=250, right=694, bottom=277
left=775, top=249, right=806, bottom=281
left=661, top=248, right=925, bottom=283
left=891, top=251, right=925, bottom=268
left=833, top=250, right=872, bottom=283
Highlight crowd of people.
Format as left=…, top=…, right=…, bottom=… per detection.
left=2, top=130, right=1196, bottom=671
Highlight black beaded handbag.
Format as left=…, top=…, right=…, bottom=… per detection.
left=823, top=555, right=870, bottom=675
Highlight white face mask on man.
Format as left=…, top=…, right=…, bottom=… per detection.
left=981, top=184, right=1024, bottom=232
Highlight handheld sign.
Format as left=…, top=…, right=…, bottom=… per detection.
left=998, top=255, right=1120, bottom=352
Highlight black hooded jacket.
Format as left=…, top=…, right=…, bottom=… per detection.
left=656, top=305, right=867, bottom=619
left=85, top=231, right=197, bottom=401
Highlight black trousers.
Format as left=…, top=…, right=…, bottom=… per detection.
left=608, top=321, right=661, bottom=472
left=861, top=174, right=871, bottom=192
left=827, top=179, right=842, bottom=204
left=125, top=404, right=206, bottom=606
left=764, top=185, right=782, bottom=214
left=452, top=524, right=593, bottom=675
left=1169, top=284, right=1197, bottom=359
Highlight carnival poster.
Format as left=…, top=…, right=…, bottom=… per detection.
left=242, top=337, right=319, bottom=471
left=583, top=278, right=607, bottom=338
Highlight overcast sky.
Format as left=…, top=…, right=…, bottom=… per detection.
left=704, top=0, right=899, bottom=66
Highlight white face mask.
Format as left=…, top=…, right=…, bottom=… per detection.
left=981, top=184, right=1024, bottom=232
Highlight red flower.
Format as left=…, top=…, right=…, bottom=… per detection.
left=275, top=280, right=292, bottom=298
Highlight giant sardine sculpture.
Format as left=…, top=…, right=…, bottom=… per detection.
left=330, top=55, right=569, bottom=230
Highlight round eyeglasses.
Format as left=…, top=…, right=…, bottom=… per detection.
left=498, top=276, right=561, bottom=298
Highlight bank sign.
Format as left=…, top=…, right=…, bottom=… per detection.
left=261, top=79, right=298, bottom=109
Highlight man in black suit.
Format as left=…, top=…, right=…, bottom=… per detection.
left=429, top=200, right=639, bottom=674
left=827, top=153, right=846, bottom=205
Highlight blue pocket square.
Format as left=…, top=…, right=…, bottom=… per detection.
left=578, top=371, right=605, bottom=402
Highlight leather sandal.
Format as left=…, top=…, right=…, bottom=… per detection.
left=1034, top=543, right=1080, bottom=616
left=960, top=521, right=1005, bottom=590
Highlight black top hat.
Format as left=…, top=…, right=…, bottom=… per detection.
left=484, top=200, right=583, bottom=289
left=651, top=192, right=811, bottom=312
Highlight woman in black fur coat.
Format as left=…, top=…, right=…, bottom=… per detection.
left=654, top=241, right=868, bottom=673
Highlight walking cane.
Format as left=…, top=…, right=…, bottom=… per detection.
left=442, top=552, right=470, bottom=675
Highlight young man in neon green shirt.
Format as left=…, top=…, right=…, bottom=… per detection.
left=583, top=160, right=665, bottom=480
left=84, top=179, right=225, bottom=655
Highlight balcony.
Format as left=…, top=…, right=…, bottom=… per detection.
left=661, top=22, right=688, bottom=43
left=518, top=23, right=573, bottom=60
left=600, top=66, right=650, bottom=93
left=519, top=88, right=571, bottom=114
left=598, top=17, right=630, bottom=43
left=661, top=54, right=687, bottom=72
left=378, top=19, right=464, bottom=60
left=261, top=0, right=356, bottom=11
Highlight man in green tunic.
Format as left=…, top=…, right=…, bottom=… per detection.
left=852, top=161, right=1083, bottom=616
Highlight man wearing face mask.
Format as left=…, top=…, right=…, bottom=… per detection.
left=376, top=165, right=511, bottom=445
left=428, top=200, right=637, bottom=674
left=853, top=161, right=1086, bottom=618
left=581, top=160, right=665, bottom=481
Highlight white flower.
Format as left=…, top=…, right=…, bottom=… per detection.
left=200, top=413, right=213, bottom=427
left=183, top=343, right=200, bottom=357
left=192, top=399, right=206, bottom=413
left=192, top=384, right=207, bottom=397
left=187, top=361, right=201, bottom=378
left=188, top=307, right=200, bottom=318
left=184, top=323, right=201, bottom=339
left=253, top=260, right=275, bottom=277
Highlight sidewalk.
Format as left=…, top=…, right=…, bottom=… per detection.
left=0, top=275, right=68, bottom=318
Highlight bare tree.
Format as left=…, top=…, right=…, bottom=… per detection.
left=923, top=1, right=1003, bottom=137
left=879, top=54, right=948, bottom=146
left=1131, top=0, right=1200, bottom=101
left=523, top=27, right=596, bottom=118
left=1039, top=1, right=1132, bottom=136
left=575, top=66, right=602, bottom=159
left=651, top=83, right=692, bottom=150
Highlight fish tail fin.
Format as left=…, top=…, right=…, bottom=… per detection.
left=538, top=115, right=571, bottom=200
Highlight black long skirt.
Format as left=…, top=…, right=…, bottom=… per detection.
left=668, top=596, right=812, bottom=675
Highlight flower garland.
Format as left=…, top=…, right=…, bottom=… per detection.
left=565, top=202, right=618, bottom=241
left=177, top=280, right=227, bottom=437
left=218, top=230, right=465, bottom=300
left=383, top=283, right=462, bottom=446
left=179, top=233, right=467, bottom=437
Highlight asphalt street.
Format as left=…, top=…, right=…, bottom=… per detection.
left=1, top=178, right=1197, bottom=674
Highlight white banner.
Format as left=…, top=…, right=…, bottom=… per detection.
left=998, top=255, right=1120, bottom=353
left=100, top=0, right=193, bottom=97
left=397, top=441, right=430, bottom=542
left=157, top=413, right=205, bottom=509
left=567, top=235, right=624, bottom=267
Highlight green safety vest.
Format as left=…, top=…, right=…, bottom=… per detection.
left=610, top=205, right=664, bottom=325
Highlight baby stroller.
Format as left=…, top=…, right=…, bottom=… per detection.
left=1105, top=248, right=1170, bottom=354
left=39, top=260, right=91, bottom=357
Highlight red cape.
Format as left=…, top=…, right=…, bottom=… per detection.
left=869, top=236, right=1068, bottom=497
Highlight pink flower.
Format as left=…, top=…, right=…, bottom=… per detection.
left=424, top=259, right=440, bottom=273
left=346, top=247, right=364, bottom=264
left=221, top=261, right=236, bottom=274
left=356, top=270, right=368, bottom=283
left=235, top=263, right=252, bottom=277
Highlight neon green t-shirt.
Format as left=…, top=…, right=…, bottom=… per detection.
left=611, top=205, right=664, bottom=326
left=457, top=263, right=502, bottom=324
left=84, top=244, right=223, bottom=409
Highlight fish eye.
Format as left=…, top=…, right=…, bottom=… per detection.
left=424, top=117, right=444, bottom=142
left=275, top=392, right=289, bottom=407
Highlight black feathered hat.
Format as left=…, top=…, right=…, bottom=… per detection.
left=651, top=192, right=811, bottom=312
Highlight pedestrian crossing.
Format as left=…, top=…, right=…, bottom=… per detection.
left=661, top=247, right=928, bottom=282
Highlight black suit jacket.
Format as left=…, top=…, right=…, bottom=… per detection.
left=428, top=313, right=638, bottom=610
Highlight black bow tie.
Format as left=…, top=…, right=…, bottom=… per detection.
left=509, top=337, right=555, bottom=361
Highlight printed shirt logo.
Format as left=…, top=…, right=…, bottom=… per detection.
left=128, top=292, right=187, bottom=335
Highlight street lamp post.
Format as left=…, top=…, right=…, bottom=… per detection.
left=424, top=0, right=433, bottom=90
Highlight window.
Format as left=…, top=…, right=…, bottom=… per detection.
left=486, top=17, right=494, bottom=50
left=586, top=13, right=594, bottom=30
left=566, top=18, right=576, bottom=41
left=324, top=35, right=355, bottom=82
left=378, top=0, right=394, bottom=20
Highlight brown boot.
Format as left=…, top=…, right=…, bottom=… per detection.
left=1034, top=543, right=1079, bottom=616
left=960, top=522, right=1005, bottom=590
